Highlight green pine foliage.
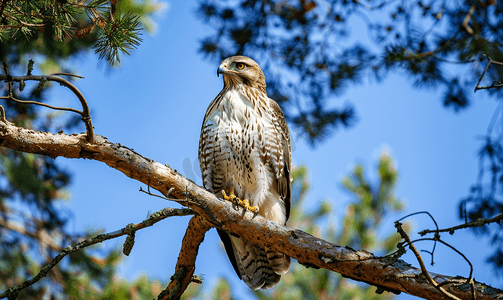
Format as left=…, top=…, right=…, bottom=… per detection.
left=94, top=12, right=143, bottom=64
left=0, top=1, right=163, bottom=298
left=196, top=0, right=503, bottom=275
left=197, top=0, right=503, bottom=143
left=0, top=0, right=149, bottom=65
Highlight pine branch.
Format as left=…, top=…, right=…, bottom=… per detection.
left=1, top=120, right=502, bottom=300
left=0, top=0, right=144, bottom=65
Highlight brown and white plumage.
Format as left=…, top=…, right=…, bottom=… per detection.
left=198, top=56, right=291, bottom=289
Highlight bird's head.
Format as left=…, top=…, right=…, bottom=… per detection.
left=218, top=56, right=266, bottom=92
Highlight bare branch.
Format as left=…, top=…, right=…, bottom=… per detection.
left=475, top=55, right=503, bottom=92
left=0, top=94, right=83, bottom=114
left=0, top=206, right=194, bottom=299
left=398, top=211, right=439, bottom=265
left=158, top=216, right=211, bottom=300
left=0, top=120, right=502, bottom=300
left=49, top=72, right=85, bottom=79
left=420, top=213, right=503, bottom=236
left=0, top=74, right=94, bottom=143
left=462, top=1, right=476, bottom=35
left=395, top=222, right=461, bottom=300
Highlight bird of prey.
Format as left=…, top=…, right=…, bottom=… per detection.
left=198, top=56, right=291, bottom=290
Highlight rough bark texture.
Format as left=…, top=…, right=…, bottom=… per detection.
left=1, top=120, right=502, bottom=300
left=158, top=216, right=211, bottom=300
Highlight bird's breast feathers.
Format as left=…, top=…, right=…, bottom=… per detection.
left=199, top=56, right=290, bottom=290
left=202, top=87, right=284, bottom=220
left=208, top=88, right=256, bottom=122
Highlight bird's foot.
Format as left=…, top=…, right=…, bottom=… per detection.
left=237, top=198, right=259, bottom=214
left=222, top=188, right=259, bottom=214
left=222, top=189, right=236, bottom=202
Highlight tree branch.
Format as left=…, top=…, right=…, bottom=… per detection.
left=1, top=120, right=502, bottom=300
left=419, top=213, right=503, bottom=236
left=396, top=222, right=461, bottom=300
left=158, top=215, right=211, bottom=300
left=0, top=74, right=94, bottom=143
left=475, top=55, right=503, bottom=92
left=0, top=206, right=194, bottom=300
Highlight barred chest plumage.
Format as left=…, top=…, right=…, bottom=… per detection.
left=199, top=55, right=291, bottom=290
left=201, top=85, right=285, bottom=222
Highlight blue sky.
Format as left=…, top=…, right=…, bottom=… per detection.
left=45, top=1, right=502, bottom=299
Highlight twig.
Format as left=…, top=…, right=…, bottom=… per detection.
left=0, top=95, right=83, bottom=114
left=462, top=1, right=477, bottom=35
left=0, top=73, right=94, bottom=143
left=434, top=239, right=473, bottom=282
left=158, top=215, right=211, bottom=300
left=140, top=186, right=172, bottom=201
left=139, top=186, right=199, bottom=206
left=50, top=72, right=85, bottom=79
left=419, top=213, right=503, bottom=236
left=400, top=237, right=474, bottom=282
left=398, top=211, right=476, bottom=297
left=0, top=207, right=195, bottom=300
left=475, top=55, right=503, bottom=92
left=398, top=211, right=439, bottom=265
left=2, top=12, right=46, bottom=28
left=395, top=221, right=461, bottom=300
left=475, top=81, right=503, bottom=91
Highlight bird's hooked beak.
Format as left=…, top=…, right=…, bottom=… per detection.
left=217, top=63, right=228, bottom=77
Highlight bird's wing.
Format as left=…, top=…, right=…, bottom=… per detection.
left=198, top=87, right=229, bottom=193
left=269, top=99, right=291, bottom=220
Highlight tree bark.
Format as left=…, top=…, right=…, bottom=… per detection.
left=158, top=216, right=211, bottom=300
left=1, top=120, right=501, bottom=300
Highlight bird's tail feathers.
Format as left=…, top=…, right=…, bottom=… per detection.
left=266, top=249, right=290, bottom=275
left=230, top=236, right=289, bottom=290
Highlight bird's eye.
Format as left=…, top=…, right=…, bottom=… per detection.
left=236, top=63, right=245, bottom=70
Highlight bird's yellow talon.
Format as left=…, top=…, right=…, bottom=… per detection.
left=237, top=198, right=259, bottom=214
left=222, top=188, right=237, bottom=204
left=248, top=205, right=259, bottom=214
left=222, top=188, right=259, bottom=213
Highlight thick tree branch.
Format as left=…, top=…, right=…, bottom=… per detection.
left=1, top=120, right=502, bottom=300
left=159, top=216, right=211, bottom=300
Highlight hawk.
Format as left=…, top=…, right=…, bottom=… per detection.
left=198, top=56, right=291, bottom=290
